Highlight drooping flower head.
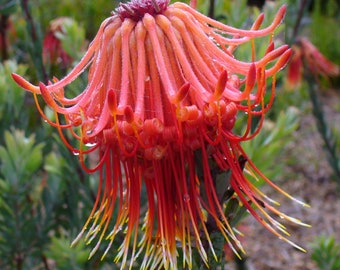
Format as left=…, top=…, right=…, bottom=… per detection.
left=13, top=0, right=309, bottom=268
left=287, top=37, right=340, bottom=88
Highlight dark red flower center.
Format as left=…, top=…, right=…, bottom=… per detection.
left=115, top=0, right=169, bottom=21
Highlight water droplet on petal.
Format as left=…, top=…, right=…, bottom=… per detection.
left=85, top=142, right=97, bottom=147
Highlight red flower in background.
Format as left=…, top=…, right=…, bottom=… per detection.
left=42, top=17, right=73, bottom=69
left=287, top=37, right=340, bottom=88
left=13, top=0, right=308, bottom=268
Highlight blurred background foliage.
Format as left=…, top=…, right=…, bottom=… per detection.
left=0, top=0, right=339, bottom=269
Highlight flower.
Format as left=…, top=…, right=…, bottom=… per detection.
left=42, top=17, right=73, bottom=69
left=12, top=0, right=308, bottom=269
left=287, top=37, right=340, bottom=88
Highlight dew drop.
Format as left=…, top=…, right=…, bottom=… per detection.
left=85, top=142, right=97, bottom=147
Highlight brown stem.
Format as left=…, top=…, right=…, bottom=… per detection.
left=0, top=15, right=9, bottom=60
left=292, top=0, right=311, bottom=39
left=42, top=255, right=50, bottom=270
left=21, top=0, right=37, bottom=41
left=15, top=255, right=23, bottom=270
left=14, top=201, right=24, bottom=270
left=208, top=0, right=215, bottom=19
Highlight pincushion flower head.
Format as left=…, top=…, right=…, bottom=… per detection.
left=12, top=0, right=309, bottom=268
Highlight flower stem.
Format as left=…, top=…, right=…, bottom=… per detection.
left=288, top=0, right=312, bottom=46
left=208, top=0, right=215, bottom=19
left=0, top=15, right=9, bottom=60
left=305, top=73, right=340, bottom=182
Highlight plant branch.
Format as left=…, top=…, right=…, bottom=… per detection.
left=0, top=15, right=9, bottom=60
left=291, top=0, right=311, bottom=42
left=208, top=0, right=215, bottom=19
left=305, top=73, right=340, bottom=182
left=20, top=0, right=48, bottom=82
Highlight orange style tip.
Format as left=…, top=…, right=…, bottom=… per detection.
left=175, top=82, right=190, bottom=103
left=124, top=105, right=135, bottom=123
left=107, top=89, right=117, bottom=113
left=246, top=63, right=257, bottom=88
left=265, top=41, right=275, bottom=55
left=252, top=13, right=264, bottom=30
left=11, top=73, right=40, bottom=94
left=269, top=48, right=292, bottom=73
left=39, top=82, right=48, bottom=92
left=276, top=5, right=287, bottom=21
left=52, top=76, right=59, bottom=83
left=269, top=45, right=289, bottom=60
left=279, top=49, right=293, bottom=67
left=213, top=70, right=228, bottom=100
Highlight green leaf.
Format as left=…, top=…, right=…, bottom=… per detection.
left=0, top=0, right=18, bottom=15
left=0, top=129, right=44, bottom=185
left=0, top=61, right=28, bottom=122
left=311, top=235, right=340, bottom=270
left=240, top=107, right=300, bottom=181
left=45, top=235, right=90, bottom=270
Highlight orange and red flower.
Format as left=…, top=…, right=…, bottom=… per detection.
left=287, top=37, right=340, bottom=88
left=13, top=0, right=308, bottom=268
left=42, top=17, right=73, bottom=69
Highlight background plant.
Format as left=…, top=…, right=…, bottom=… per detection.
left=311, top=235, right=340, bottom=270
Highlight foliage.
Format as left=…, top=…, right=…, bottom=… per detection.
left=310, top=0, right=340, bottom=66
left=0, top=129, right=45, bottom=269
left=306, top=75, right=340, bottom=182
left=240, top=106, right=300, bottom=181
left=311, top=235, right=340, bottom=270
left=0, top=39, right=109, bottom=270
left=0, top=61, right=27, bottom=128
left=30, top=0, right=120, bottom=38
left=45, top=235, right=90, bottom=270
left=283, top=0, right=340, bottom=181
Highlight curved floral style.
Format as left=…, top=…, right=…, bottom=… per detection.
left=12, top=0, right=308, bottom=269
